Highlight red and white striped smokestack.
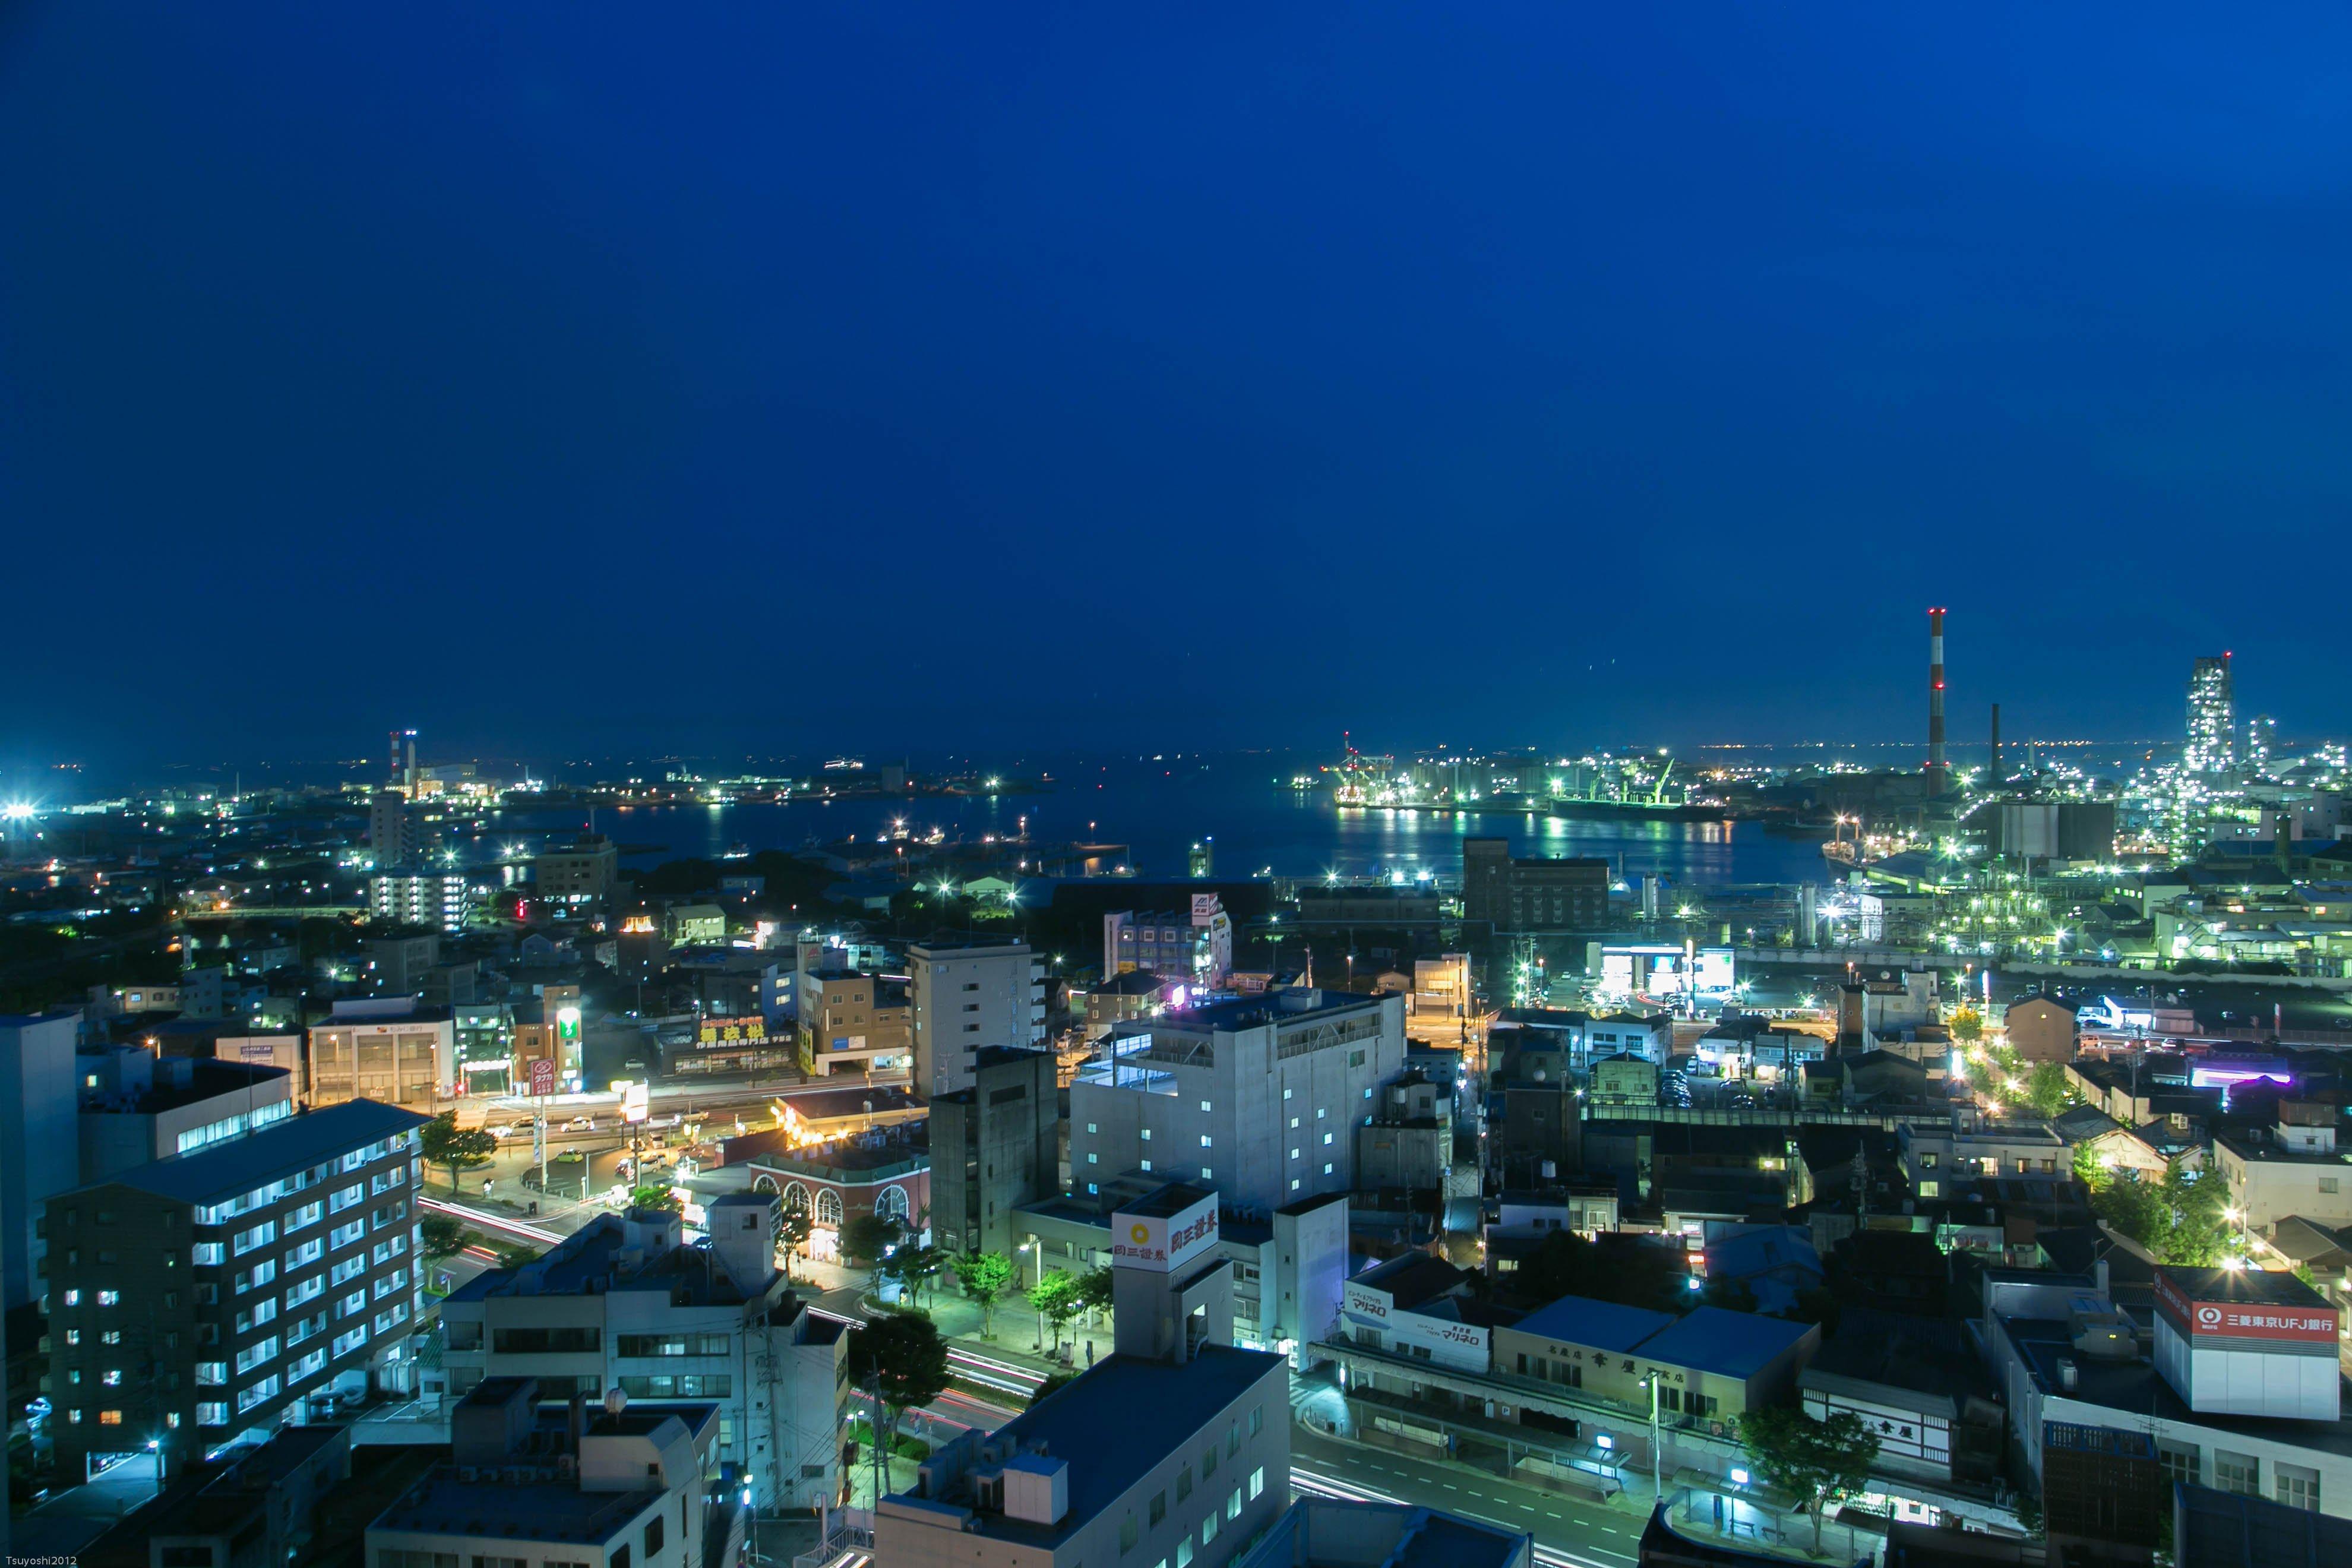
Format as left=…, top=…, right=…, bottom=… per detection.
left=1927, top=608, right=1949, bottom=795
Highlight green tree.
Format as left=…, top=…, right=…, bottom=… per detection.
left=778, top=1206, right=813, bottom=1280
left=1075, top=1264, right=1115, bottom=1328
left=2022, top=1061, right=2075, bottom=1118
left=953, top=1250, right=1017, bottom=1338
left=840, top=1212, right=902, bottom=1266
left=1030, top=1268, right=1083, bottom=1352
left=846, top=1310, right=951, bottom=1458
left=629, top=1183, right=682, bottom=1213
left=1948, top=1007, right=1984, bottom=1044
left=1027, top=1370, right=1078, bottom=1408
left=1736, top=1407, right=1882, bottom=1553
left=419, top=1112, right=498, bottom=1193
left=883, top=1242, right=947, bottom=1310
left=420, top=1214, right=467, bottom=1262
left=2070, top=1143, right=2110, bottom=1192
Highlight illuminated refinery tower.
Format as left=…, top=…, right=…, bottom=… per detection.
left=1926, top=607, right=1949, bottom=796
left=2185, top=655, right=2234, bottom=774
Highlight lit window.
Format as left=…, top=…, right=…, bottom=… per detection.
left=99, top=1410, right=122, bottom=1425
left=98, top=1291, right=120, bottom=1307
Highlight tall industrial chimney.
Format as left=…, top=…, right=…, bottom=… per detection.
left=1926, top=608, right=1949, bottom=796
left=1989, top=702, right=2001, bottom=789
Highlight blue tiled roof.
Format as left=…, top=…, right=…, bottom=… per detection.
left=1508, top=1295, right=1676, bottom=1352
left=1634, top=1307, right=1814, bottom=1380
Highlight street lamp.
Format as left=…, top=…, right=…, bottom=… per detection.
left=1017, top=1239, right=1043, bottom=1346
left=1638, top=1374, right=1664, bottom=1506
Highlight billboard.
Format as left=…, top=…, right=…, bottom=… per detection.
left=2155, top=1271, right=2339, bottom=1346
left=1110, top=1191, right=1220, bottom=1273
left=527, top=1058, right=557, bottom=1097
left=698, top=1016, right=767, bottom=1046
left=620, top=1081, right=650, bottom=1125
left=1191, top=893, right=1219, bottom=927
left=1597, top=944, right=1734, bottom=1001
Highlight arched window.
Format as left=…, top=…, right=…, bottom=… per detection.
left=783, top=1183, right=810, bottom=1215
left=814, top=1188, right=843, bottom=1228
left=751, top=1174, right=779, bottom=1196
left=876, top=1185, right=910, bottom=1224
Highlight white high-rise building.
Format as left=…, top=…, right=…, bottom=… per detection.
left=0, top=1010, right=80, bottom=1308
left=909, top=937, right=1046, bottom=1097
left=438, top=1194, right=848, bottom=1510
left=2186, top=654, right=2236, bottom=775
left=1070, top=989, right=1406, bottom=1212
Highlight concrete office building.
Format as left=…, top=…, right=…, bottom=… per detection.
left=1013, top=1185, right=1351, bottom=1358
left=368, top=1377, right=723, bottom=1568
left=909, top=936, right=1047, bottom=1098
left=2212, top=1107, right=2352, bottom=1232
left=75, top=1047, right=294, bottom=1183
left=930, top=1045, right=1061, bottom=1257
left=1104, top=898, right=1234, bottom=984
left=365, top=931, right=441, bottom=995
left=1983, top=1269, right=2352, bottom=1544
left=0, top=1010, right=81, bottom=1309
left=1462, top=839, right=1610, bottom=932
left=875, top=1182, right=1291, bottom=1568
left=368, top=868, right=470, bottom=932
left=535, top=834, right=621, bottom=908
left=42, top=1098, right=431, bottom=1481
left=438, top=1194, right=848, bottom=1509
left=306, top=998, right=457, bottom=1110
left=1238, top=1499, right=1533, bottom=1568
left=1069, top=989, right=1408, bottom=1212
left=795, top=967, right=911, bottom=1079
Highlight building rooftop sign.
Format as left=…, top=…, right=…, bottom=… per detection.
left=1111, top=1186, right=1219, bottom=1273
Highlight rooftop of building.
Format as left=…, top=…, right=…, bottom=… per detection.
left=2154, top=1264, right=2333, bottom=1311
left=1635, top=1307, right=1816, bottom=1380
left=909, top=933, right=1033, bottom=954
left=1091, top=968, right=1171, bottom=997
left=78, top=1054, right=290, bottom=1114
left=937, top=1346, right=1285, bottom=1548
left=1241, top=1499, right=1532, bottom=1568
left=2215, top=1130, right=2352, bottom=1167
left=1161, top=987, right=1385, bottom=1033
left=373, top=1408, right=720, bottom=1547
left=1506, top=1295, right=1677, bottom=1352
left=69, top=1098, right=430, bottom=1206
left=1999, top=1311, right=2352, bottom=1457
left=1119, top=1179, right=1216, bottom=1221
left=445, top=1209, right=778, bottom=1307
left=1348, top=1251, right=1471, bottom=1310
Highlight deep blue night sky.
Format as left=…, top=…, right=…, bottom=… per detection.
left=5, top=5, right=2348, bottom=772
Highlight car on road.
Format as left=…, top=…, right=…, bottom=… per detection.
left=484, top=1123, right=524, bottom=1140
left=563, top=1115, right=598, bottom=1131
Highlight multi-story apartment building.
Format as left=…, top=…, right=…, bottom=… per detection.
left=438, top=1194, right=848, bottom=1510
left=909, top=937, right=1047, bottom=1098
left=930, top=1046, right=1061, bottom=1256
left=306, top=998, right=457, bottom=1109
left=1462, top=839, right=1610, bottom=931
left=1068, top=988, right=1406, bottom=1212
left=876, top=1183, right=1291, bottom=1568
left=795, top=967, right=911, bottom=1079
left=40, top=1098, right=430, bottom=1481
left=369, top=1376, right=724, bottom=1568
left=368, top=868, right=470, bottom=931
